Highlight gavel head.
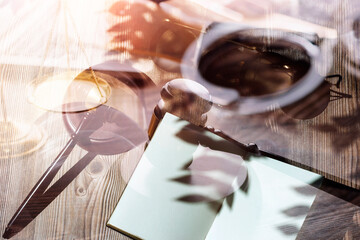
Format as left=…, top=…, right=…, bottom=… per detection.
left=158, top=78, right=212, bottom=126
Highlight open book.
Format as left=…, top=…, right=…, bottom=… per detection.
left=107, top=113, right=322, bottom=240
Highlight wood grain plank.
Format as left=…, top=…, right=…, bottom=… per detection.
left=1, top=0, right=360, bottom=240
left=298, top=179, right=360, bottom=240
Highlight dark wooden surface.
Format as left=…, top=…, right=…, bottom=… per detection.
left=1, top=0, right=360, bottom=239
left=298, top=179, right=360, bottom=240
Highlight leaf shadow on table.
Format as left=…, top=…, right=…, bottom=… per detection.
left=315, top=107, right=360, bottom=152
left=107, top=0, right=201, bottom=72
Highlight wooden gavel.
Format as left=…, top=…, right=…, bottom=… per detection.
left=147, top=78, right=259, bottom=155
left=148, top=78, right=213, bottom=139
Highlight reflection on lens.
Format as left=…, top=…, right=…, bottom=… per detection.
left=199, top=31, right=311, bottom=97
left=27, top=71, right=111, bottom=113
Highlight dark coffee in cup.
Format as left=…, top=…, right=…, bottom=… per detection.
left=198, top=30, right=311, bottom=97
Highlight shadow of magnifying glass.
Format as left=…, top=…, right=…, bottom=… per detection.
left=39, top=102, right=148, bottom=216
left=2, top=102, right=148, bottom=239
left=63, top=103, right=147, bottom=155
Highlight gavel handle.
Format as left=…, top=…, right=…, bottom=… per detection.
left=148, top=105, right=163, bottom=140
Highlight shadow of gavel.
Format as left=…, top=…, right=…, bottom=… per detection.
left=3, top=103, right=147, bottom=239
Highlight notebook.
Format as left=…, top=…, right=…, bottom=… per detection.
left=107, top=113, right=322, bottom=240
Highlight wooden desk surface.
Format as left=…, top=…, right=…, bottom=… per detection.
left=0, top=0, right=359, bottom=239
